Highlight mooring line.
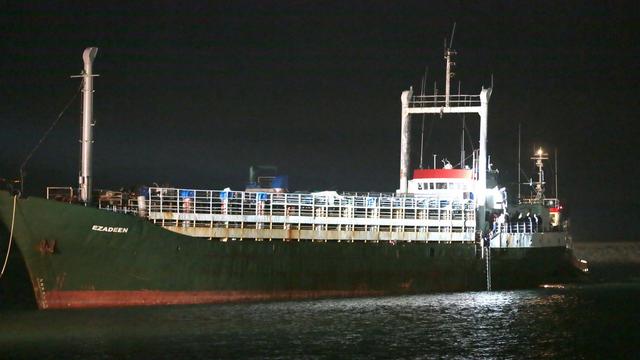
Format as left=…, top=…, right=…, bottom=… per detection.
left=0, top=195, right=17, bottom=279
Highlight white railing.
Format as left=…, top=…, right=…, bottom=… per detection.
left=146, top=187, right=477, bottom=241
left=492, top=221, right=540, bottom=234
left=46, top=187, right=75, bottom=203
left=98, top=198, right=140, bottom=215
left=520, top=197, right=560, bottom=208
left=408, top=94, right=481, bottom=108
left=46, top=186, right=142, bottom=214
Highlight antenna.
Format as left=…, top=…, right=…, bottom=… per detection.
left=555, top=147, right=559, bottom=198
left=419, top=66, right=428, bottom=169
left=459, top=80, right=465, bottom=168
left=518, top=123, right=521, bottom=201
left=444, top=22, right=457, bottom=107
left=449, top=22, right=457, bottom=49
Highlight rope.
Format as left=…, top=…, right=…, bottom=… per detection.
left=19, top=83, right=82, bottom=191
left=0, top=195, right=17, bottom=279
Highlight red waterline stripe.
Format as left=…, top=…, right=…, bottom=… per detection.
left=41, top=289, right=387, bottom=309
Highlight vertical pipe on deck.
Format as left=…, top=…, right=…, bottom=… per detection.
left=79, top=47, right=98, bottom=205
left=445, top=52, right=451, bottom=107
left=399, top=88, right=413, bottom=193
left=477, top=87, right=491, bottom=231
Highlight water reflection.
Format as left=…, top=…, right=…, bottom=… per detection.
left=1, top=283, right=639, bottom=359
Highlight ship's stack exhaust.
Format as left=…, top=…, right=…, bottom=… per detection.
left=79, top=47, right=98, bottom=205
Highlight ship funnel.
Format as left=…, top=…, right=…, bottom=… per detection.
left=79, top=47, right=98, bottom=205
left=83, top=47, right=98, bottom=66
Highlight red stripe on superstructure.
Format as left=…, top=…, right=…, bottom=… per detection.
left=413, top=169, right=472, bottom=179
left=41, top=290, right=388, bottom=309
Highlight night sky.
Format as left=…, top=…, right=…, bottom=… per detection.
left=1, top=2, right=638, bottom=241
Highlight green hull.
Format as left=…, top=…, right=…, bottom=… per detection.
left=0, top=191, right=580, bottom=309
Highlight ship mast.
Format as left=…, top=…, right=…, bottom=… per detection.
left=554, top=147, right=558, bottom=199
left=78, top=47, right=98, bottom=205
left=399, top=26, right=491, bottom=230
left=444, top=22, right=456, bottom=107
left=459, top=81, right=464, bottom=168
left=531, top=147, right=548, bottom=201
left=517, top=123, right=521, bottom=202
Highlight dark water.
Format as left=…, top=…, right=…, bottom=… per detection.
left=1, top=282, right=639, bottom=359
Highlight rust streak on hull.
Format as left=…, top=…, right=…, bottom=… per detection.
left=43, top=290, right=388, bottom=309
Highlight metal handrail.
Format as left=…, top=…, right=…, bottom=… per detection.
left=493, top=221, right=540, bottom=234
left=408, top=94, right=481, bottom=108
left=146, top=187, right=476, bottom=235
left=46, top=187, right=75, bottom=203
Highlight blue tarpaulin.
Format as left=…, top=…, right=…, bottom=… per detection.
left=139, top=186, right=150, bottom=198
left=180, top=190, right=195, bottom=198
left=272, top=175, right=289, bottom=189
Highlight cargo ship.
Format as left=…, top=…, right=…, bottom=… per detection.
left=0, top=46, right=586, bottom=309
